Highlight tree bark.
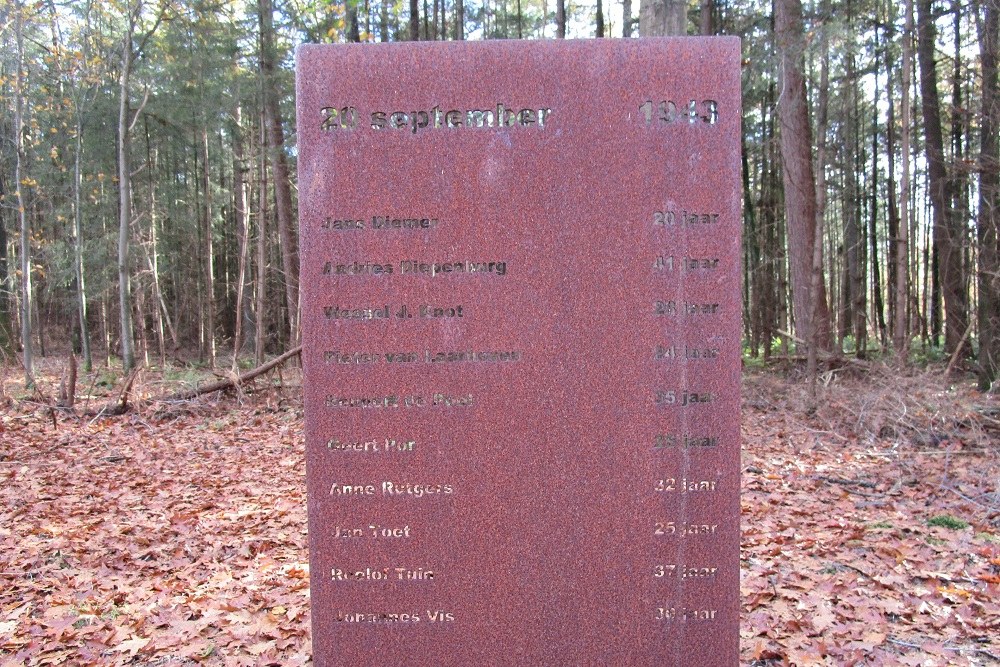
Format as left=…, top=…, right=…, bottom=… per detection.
left=896, top=0, right=912, bottom=360
left=639, top=0, right=687, bottom=35
left=700, top=0, right=713, bottom=34
left=233, top=104, right=250, bottom=364
left=255, top=110, right=269, bottom=365
left=917, top=0, right=968, bottom=357
left=73, top=115, right=92, bottom=371
left=455, top=0, right=464, bottom=39
left=201, top=125, right=216, bottom=368
left=774, top=0, right=832, bottom=351
left=978, top=0, right=1000, bottom=389
left=410, top=0, right=420, bottom=39
left=623, top=0, right=633, bottom=36
left=596, top=0, right=604, bottom=36
left=13, top=1, right=33, bottom=384
left=259, top=0, right=300, bottom=347
left=556, top=0, right=565, bottom=37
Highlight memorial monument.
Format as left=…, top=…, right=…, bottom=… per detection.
left=297, top=37, right=742, bottom=665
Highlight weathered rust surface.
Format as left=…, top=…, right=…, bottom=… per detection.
left=297, top=38, right=742, bottom=666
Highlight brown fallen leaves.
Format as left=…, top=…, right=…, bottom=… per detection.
left=741, top=366, right=1000, bottom=666
left=0, top=361, right=998, bottom=666
left=1, top=373, right=310, bottom=667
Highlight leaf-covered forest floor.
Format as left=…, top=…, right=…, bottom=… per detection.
left=0, top=357, right=998, bottom=666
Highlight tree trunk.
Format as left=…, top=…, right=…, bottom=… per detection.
left=201, top=125, right=216, bottom=368
left=233, top=104, right=250, bottom=364
left=117, top=8, right=137, bottom=372
left=623, top=0, right=633, bottom=36
left=143, top=116, right=165, bottom=366
left=73, top=116, right=92, bottom=371
left=410, top=0, right=420, bottom=39
left=639, top=0, right=687, bottom=35
left=255, top=110, right=269, bottom=365
left=596, top=0, right=604, bottom=36
left=556, top=0, right=565, bottom=37
left=13, top=3, right=33, bottom=384
left=896, top=0, right=912, bottom=360
left=259, top=0, right=299, bottom=348
left=978, top=0, right=1000, bottom=389
left=700, top=0, right=713, bottom=34
left=774, top=0, right=832, bottom=351
left=917, top=0, right=967, bottom=357
left=455, top=0, right=464, bottom=39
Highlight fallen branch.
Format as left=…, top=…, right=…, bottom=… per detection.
left=92, top=367, right=141, bottom=417
left=162, top=346, right=302, bottom=402
left=816, top=475, right=878, bottom=489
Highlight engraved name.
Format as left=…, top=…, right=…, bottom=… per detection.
left=329, top=481, right=455, bottom=497
left=322, top=304, right=464, bottom=320
left=321, top=259, right=508, bottom=277
left=324, top=349, right=521, bottom=364
left=331, top=566, right=435, bottom=581
left=324, top=392, right=474, bottom=408
left=335, top=524, right=412, bottom=539
left=326, top=438, right=415, bottom=453
left=334, top=610, right=455, bottom=623
left=320, top=216, right=439, bottom=230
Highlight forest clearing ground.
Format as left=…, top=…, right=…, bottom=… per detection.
left=0, top=358, right=997, bottom=666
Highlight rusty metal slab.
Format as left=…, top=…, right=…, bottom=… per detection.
left=297, top=37, right=742, bottom=666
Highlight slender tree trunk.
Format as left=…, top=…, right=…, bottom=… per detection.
left=259, top=0, right=300, bottom=348
left=870, top=66, right=887, bottom=348
left=143, top=116, right=165, bottom=366
left=0, top=170, right=10, bottom=356
left=917, top=0, right=967, bottom=357
left=978, top=0, right=1000, bottom=389
left=380, top=0, right=389, bottom=40
left=623, top=0, right=633, bottom=36
left=201, top=125, right=216, bottom=368
left=844, top=47, right=866, bottom=354
left=596, top=0, right=604, bottom=36
left=639, top=0, right=687, bottom=35
left=72, top=115, right=92, bottom=371
left=233, top=105, right=250, bottom=365
left=255, top=111, right=269, bottom=365
left=13, top=3, right=33, bottom=384
left=455, top=0, right=464, bottom=39
left=775, top=0, right=832, bottom=352
left=117, top=9, right=136, bottom=372
left=556, top=0, right=565, bottom=37
left=896, top=0, right=913, bottom=360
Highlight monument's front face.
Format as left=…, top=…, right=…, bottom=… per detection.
left=297, top=38, right=742, bottom=666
